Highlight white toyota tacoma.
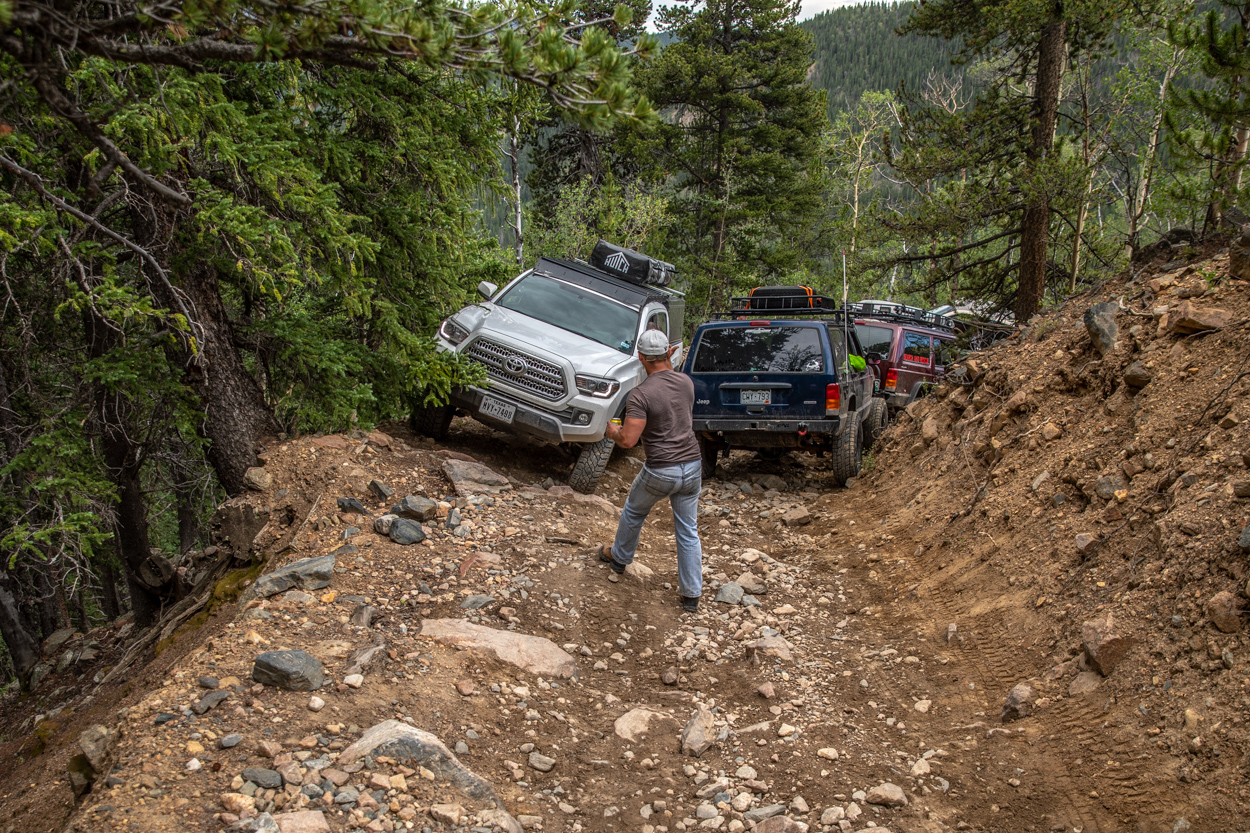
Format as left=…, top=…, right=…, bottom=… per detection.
left=417, top=241, right=685, bottom=493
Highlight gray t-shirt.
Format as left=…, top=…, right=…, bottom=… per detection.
left=624, top=369, right=701, bottom=466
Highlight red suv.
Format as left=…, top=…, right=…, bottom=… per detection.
left=848, top=301, right=958, bottom=412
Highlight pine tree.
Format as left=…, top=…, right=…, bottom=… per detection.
left=639, top=0, right=829, bottom=318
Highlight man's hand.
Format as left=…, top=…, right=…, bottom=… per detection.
left=606, top=417, right=646, bottom=448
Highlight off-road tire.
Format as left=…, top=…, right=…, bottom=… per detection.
left=864, top=398, right=889, bottom=450
left=699, top=438, right=720, bottom=479
left=570, top=437, right=615, bottom=494
left=830, top=411, right=863, bottom=487
left=410, top=401, right=453, bottom=440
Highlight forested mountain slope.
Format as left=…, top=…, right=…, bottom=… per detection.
left=801, top=1, right=957, bottom=116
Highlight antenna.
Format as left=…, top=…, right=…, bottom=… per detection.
left=842, top=250, right=850, bottom=376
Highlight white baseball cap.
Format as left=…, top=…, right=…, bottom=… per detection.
left=637, top=329, right=670, bottom=360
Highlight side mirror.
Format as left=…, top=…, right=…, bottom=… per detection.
left=477, top=281, right=498, bottom=300
left=865, top=351, right=883, bottom=363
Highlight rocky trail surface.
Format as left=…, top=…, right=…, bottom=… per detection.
left=1, top=249, right=1249, bottom=833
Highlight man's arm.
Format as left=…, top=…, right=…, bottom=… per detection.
left=606, top=417, right=646, bottom=448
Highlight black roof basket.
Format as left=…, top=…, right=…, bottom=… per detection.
left=845, top=300, right=957, bottom=333
left=713, top=286, right=846, bottom=318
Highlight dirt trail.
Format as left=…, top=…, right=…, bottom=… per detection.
left=1, top=249, right=1248, bottom=833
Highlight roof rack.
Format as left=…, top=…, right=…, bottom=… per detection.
left=845, top=300, right=957, bottom=333
left=713, top=293, right=851, bottom=319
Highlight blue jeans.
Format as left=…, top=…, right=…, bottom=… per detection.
left=610, top=459, right=703, bottom=599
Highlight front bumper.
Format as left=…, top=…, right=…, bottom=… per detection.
left=450, top=386, right=614, bottom=444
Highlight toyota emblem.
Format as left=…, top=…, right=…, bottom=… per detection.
left=503, top=356, right=528, bottom=376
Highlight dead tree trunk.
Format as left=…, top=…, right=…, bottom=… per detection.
left=0, top=575, right=41, bottom=690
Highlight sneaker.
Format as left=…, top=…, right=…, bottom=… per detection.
left=680, top=596, right=699, bottom=613
left=598, top=544, right=626, bottom=575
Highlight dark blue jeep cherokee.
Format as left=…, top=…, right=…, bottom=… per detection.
left=681, top=288, right=886, bottom=486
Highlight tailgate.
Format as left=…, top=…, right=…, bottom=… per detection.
left=686, top=323, right=830, bottom=421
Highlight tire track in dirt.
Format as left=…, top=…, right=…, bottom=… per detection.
left=887, top=561, right=1116, bottom=833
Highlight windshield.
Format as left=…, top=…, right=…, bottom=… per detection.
left=855, top=324, right=893, bottom=356
left=496, top=273, right=641, bottom=353
left=692, top=326, right=825, bottom=373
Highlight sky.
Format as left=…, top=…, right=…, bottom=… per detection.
left=648, top=0, right=887, bottom=30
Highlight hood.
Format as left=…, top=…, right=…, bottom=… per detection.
left=453, top=304, right=641, bottom=380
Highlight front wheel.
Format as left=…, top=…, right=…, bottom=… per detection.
left=569, top=437, right=615, bottom=494
left=410, top=399, right=453, bottom=440
left=829, top=411, right=863, bottom=487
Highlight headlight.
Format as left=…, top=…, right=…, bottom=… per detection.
left=439, top=317, right=470, bottom=345
left=575, top=375, right=620, bottom=398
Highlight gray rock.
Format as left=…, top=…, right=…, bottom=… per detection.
left=752, top=474, right=788, bottom=492
left=1240, top=524, right=1250, bottom=553
left=250, top=555, right=336, bottom=599
left=443, top=459, right=512, bottom=496
left=1084, top=302, right=1119, bottom=356
left=242, top=768, right=283, bottom=790
left=392, top=495, right=438, bottom=522
left=369, top=480, right=395, bottom=500
left=231, top=813, right=279, bottom=833
left=338, top=720, right=500, bottom=803
left=1094, top=474, right=1127, bottom=501
left=220, top=734, right=243, bottom=749
left=743, top=805, right=786, bottom=824
left=251, top=650, right=325, bottom=691
left=736, top=573, right=767, bottom=595
left=864, top=782, right=907, bottom=807
left=714, top=582, right=744, bottom=605
left=741, top=594, right=761, bottom=607
left=460, top=595, right=496, bottom=610
left=420, top=619, right=577, bottom=678
left=445, top=507, right=462, bottom=529
left=1001, top=683, right=1034, bottom=723
left=1123, top=362, right=1152, bottom=389
left=329, top=543, right=358, bottom=558
left=373, top=514, right=398, bottom=536
left=680, top=707, right=715, bottom=757
left=193, top=689, right=231, bottom=714
left=334, top=786, right=360, bottom=804
left=528, top=752, right=556, bottom=772
left=243, top=467, right=273, bottom=491
left=755, top=817, right=809, bottom=833
left=349, top=604, right=378, bottom=628
left=197, top=676, right=219, bottom=689
left=388, top=518, right=426, bottom=545
left=42, top=627, right=77, bottom=657
left=336, top=496, right=366, bottom=514
left=78, top=724, right=117, bottom=772
left=455, top=741, right=470, bottom=755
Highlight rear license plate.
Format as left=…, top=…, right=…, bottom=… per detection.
left=480, top=396, right=516, bottom=424
left=740, top=390, right=771, bottom=405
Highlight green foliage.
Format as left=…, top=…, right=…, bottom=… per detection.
left=638, top=0, right=830, bottom=319
left=526, top=175, right=671, bottom=261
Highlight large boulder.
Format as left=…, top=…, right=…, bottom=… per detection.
left=1000, top=683, right=1034, bottom=723
left=1084, top=302, right=1119, bottom=356
left=252, top=650, right=325, bottom=691
left=1170, top=301, right=1230, bottom=334
left=1205, top=591, right=1242, bottom=633
left=443, top=459, right=511, bottom=496
left=339, top=720, right=500, bottom=805
left=420, top=619, right=576, bottom=678
left=680, top=707, right=716, bottom=757
left=250, top=555, right=335, bottom=599
left=614, top=708, right=678, bottom=743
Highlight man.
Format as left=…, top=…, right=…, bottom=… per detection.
left=599, top=329, right=704, bottom=612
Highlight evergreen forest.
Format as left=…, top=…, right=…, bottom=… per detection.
left=2, top=0, right=1250, bottom=690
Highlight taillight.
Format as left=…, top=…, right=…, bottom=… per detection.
left=750, top=320, right=770, bottom=326
left=884, top=369, right=897, bottom=390
left=825, top=383, right=840, bottom=413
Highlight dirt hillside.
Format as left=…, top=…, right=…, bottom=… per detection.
left=0, top=247, right=1247, bottom=833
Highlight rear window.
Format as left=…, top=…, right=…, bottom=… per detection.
left=855, top=324, right=893, bottom=356
left=902, top=332, right=932, bottom=364
left=692, top=326, right=824, bottom=373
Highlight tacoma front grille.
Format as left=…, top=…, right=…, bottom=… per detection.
left=464, top=339, right=567, bottom=401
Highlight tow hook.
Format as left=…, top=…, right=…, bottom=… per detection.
left=798, top=423, right=808, bottom=436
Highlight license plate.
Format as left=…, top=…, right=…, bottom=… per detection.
left=740, top=390, right=771, bottom=405
left=480, top=396, right=516, bottom=424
